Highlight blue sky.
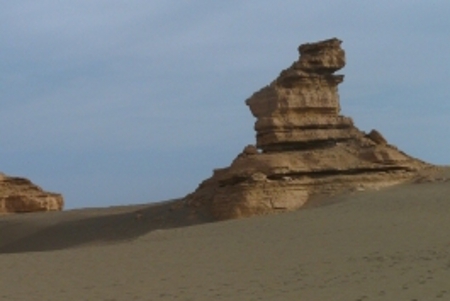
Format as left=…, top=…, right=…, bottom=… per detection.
left=1, top=1, right=449, bottom=209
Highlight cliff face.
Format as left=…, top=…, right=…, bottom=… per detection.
left=184, top=38, right=431, bottom=220
left=0, top=173, right=63, bottom=214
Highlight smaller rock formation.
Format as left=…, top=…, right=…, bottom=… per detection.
left=184, top=38, right=432, bottom=220
left=0, top=173, right=63, bottom=214
left=366, top=129, right=387, bottom=145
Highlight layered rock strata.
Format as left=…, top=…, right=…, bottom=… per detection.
left=0, top=173, right=64, bottom=213
left=184, top=38, right=431, bottom=220
left=248, top=38, right=356, bottom=152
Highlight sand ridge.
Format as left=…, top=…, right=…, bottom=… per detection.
left=0, top=199, right=213, bottom=254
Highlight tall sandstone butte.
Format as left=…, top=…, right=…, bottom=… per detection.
left=184, top=38, right=432, bottom=220
left=0, top=173, right=63, bottom=214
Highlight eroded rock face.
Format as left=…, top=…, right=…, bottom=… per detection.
left=184, top=38, right=431, bottom=220
left=246, top=38, right=356, bottom=152
left=0, top=173, right=63, bottom=214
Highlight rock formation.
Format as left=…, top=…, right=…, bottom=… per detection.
left=184, top=38, right=431, bottom=220
left=0, top=173, right=63, bottom=213
left=248, top=38, right=355, bottom=152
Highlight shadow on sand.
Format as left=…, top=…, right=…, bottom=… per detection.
left=0, top=199, right=213, bottom=254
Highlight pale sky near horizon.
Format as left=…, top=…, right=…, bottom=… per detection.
left=1, top=1, right=449, bottom=209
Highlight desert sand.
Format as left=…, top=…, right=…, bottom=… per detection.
left=0, top=168, right=449, bottom=300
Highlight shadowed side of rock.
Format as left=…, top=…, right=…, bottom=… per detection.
left=184, top=38, right=432, bottom=220
left=0, top=173, right=64, bottom=214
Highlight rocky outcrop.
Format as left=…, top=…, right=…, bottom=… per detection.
left=0, top=173, right=63, bottom=214
left=247, top=38, right=356, bottom=152
left=184, top=38, right=431, bottom=220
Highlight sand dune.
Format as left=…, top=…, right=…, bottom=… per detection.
left=1, top=171, right=450, bottom=300
left=0, top=199, right=213, bottom=254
